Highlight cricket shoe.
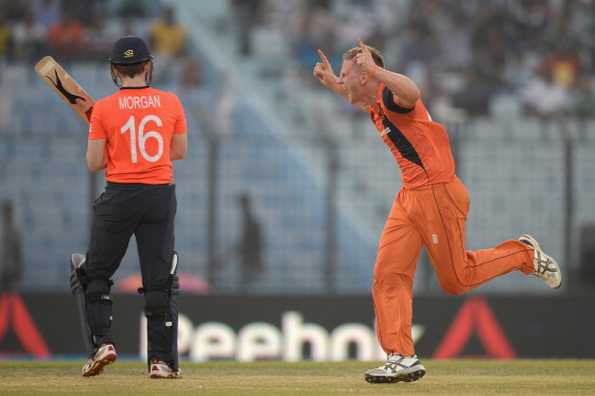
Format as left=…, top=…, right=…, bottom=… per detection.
left=82, top=343, right=117, bottom=377
left=365, top=354, right=426, bottom=384
left=519, top=234, right=562, bottom=289
left=149, top=359, right=182, bottom=379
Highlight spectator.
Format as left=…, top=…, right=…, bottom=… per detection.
left=229, top=0, right=263, bottom=57
left=47, top=12, right=86, bottom=60
left=397, top=21, right=440, bottom=76
left=543, top=3, right=582, bottom=90
left=522, top=65, right=570, bottom=119
left=179, top=56, right=202, bottom=89
left=437, top=10, right=472, bottom=72
left=545, top=44, right=581, bottom=90
left=510, top=0, right=553, bottom=52
left=0, top=0, right=29, bottom=22
left=471, top=9, right=509, bottom=86
left=0, top=201, right=23, bottom=292
left=149, top=6, right=187, bottom=58
left=236, top=193, right=265, bottom=293
left=12, top=12, right=46, bottom=63
left=32, top=0, right=60, bottom=32
left=177, top=56, right=209, bottom=128
left=0, top=15, right=15, bottom=62
left=574, top=76, right=595, bottom=119
left=293, top=5, right=337, bottom=76
left=84, top=10, right=117, bottom=62
left=118, top=0, right=150, bottom=19
left=451, top=68, right=495, bottom=118
left=149, top=6, right=187, bottom=84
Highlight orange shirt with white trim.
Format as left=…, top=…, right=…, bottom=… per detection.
left=369, top=83, right=455, bottom=189
left=88, top=87, right=187, bottom=184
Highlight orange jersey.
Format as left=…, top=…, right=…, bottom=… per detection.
left=89, top=87, right=187, bottom=184
left=369, top=83, right=455, bottom=189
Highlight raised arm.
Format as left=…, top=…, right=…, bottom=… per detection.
left=354, top=40, right=420, bottom=109
left=313, top=49, right=349, bottom=100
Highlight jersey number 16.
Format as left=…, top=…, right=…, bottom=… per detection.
left=120, top=114, right=164, bottom=163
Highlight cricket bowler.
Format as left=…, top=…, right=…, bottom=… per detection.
left=313, top=41, right=562, bottom=383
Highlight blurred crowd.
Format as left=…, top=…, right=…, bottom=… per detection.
left=0, top=0, right=196, bottom=86
left=230, top=0, right=595, bottom=120
left=3, top=0, right=595, bottom=120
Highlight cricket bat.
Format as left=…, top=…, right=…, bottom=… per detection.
left=34, top=56, right=95, bottom=124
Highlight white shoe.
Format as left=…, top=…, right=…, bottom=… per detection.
left=519, top=234, right=562, bottom=289
left=149, top=359, right=182, bottom=379
left=82, top=344, right=117, bottom=377
left=365, top=354, right=426, bottom=383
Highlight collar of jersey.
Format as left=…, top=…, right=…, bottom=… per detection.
left=120, top=86, right=149, bottom=90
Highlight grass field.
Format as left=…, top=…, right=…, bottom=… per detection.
left=1, top=359, right=595, bottom=395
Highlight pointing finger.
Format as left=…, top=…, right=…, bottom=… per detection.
left=317, top=49, right=331, bottom=67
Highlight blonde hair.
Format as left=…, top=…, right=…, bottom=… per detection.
left=343, top=45, right=384, bottom=68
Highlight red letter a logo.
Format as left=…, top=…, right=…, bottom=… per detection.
left=433, top=297, right=515, bottom=359
left=0, top=292, right=50, bottom=357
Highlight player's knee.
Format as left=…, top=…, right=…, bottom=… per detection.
left=372, top=273, right=409, bottom=298
left=85, top=279, right=111, bottom=302
left=144, top=290, right=170, bottom=318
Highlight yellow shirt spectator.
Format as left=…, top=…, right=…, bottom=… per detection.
left=150, top=20, right=186, bottom=57
left=0, top=24, right=13, bottom=57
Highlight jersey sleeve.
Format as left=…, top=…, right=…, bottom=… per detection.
left=380, top=86, right=428, bottom=122
left=88, top=101, right=107, bottom=140
left=172, top=94, right=187, bottom=135
left=382, top=86, right=415, bottom=113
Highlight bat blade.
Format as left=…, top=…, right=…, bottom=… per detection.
left=34, top=56, right=96, bottom=124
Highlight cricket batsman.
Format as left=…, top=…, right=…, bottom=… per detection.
left=71, top=36, right=187, bottom=378
left=313, top=41, right=562, bottom=383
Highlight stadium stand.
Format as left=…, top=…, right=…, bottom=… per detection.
left=2, top=0, right=595, bottom=294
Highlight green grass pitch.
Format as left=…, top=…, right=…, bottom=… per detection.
left=1, top=359, right=594, bottom=395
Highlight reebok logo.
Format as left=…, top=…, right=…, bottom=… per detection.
left=140, top=311, right=425, bottom=362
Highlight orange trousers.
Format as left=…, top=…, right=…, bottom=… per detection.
left=372, top=177, right=534, bottom=356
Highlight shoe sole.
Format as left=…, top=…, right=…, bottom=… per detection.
left=365, top=368, right=426, bottom=384
left=82, top=352, right=117, bottom=377
left=149, top=371, right=182, bottom=379
left=149, top=365, right=182, bottom=379
left=149, top=374, right=182, bottom=379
